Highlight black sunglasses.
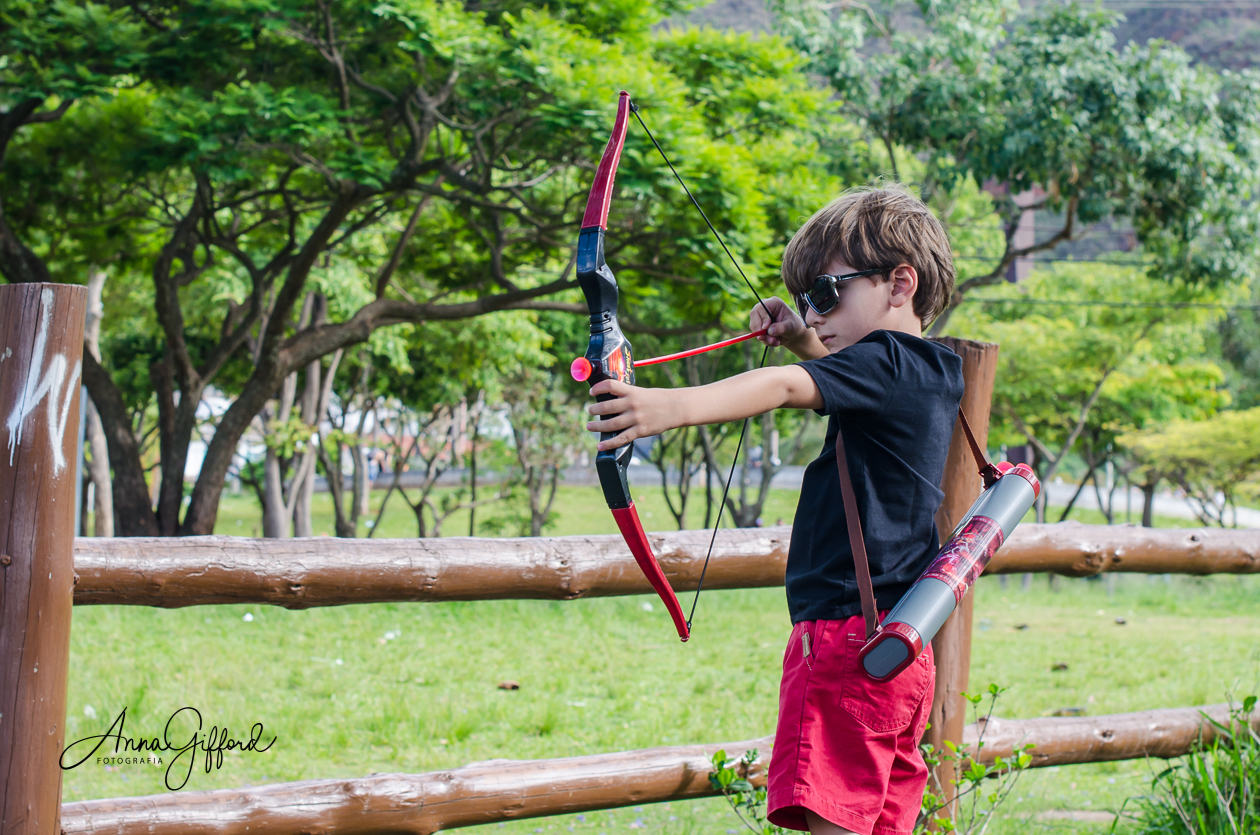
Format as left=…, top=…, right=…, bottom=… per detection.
left=796, top=268, right=885, bottom=318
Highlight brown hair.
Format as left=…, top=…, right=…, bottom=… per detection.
left=781, top=184, right=955, bottom=327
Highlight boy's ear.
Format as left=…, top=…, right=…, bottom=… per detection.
left=888, top=264, right=918, bottom=308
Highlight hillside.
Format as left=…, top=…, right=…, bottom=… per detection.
left=683, top=0, right=1260, bottom=69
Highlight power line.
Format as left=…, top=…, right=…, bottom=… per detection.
left=948, top=223, right=1138, bottom=234
left=955, top=254, right=1152, bottom=265
left=957, top=297, right=1254, bottom=309
left=1105, top=2, right=1260, bottom=6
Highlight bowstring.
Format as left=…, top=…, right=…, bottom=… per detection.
left=629, top=99, right=774, bottom=634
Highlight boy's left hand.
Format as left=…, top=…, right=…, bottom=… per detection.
left=585, top=379, right=680, bottom=451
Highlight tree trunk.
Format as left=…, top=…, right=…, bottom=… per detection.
left=353, top=444, right=370, bottom=520
left=262, top=372, right=298, bottom=538
left=413, top=501, right=429, bottom=538
left=180, top=193, right=364, bottom=535
left=529, top=466, right=560, bottom=537
left=83, top=269, right=113, bottom=537
left=293, top=295, right=326, bottom=537
left=84, top=400, right=113, bottom=536
left=1141, top=478, right=1157, bottom=528
left=467, top=418, right=479, bottom=537
left=320, top=439, right=355, bottom=538
left=1056, top=461, right=1097, bottom=524
left=1091, top=469, right=1112, bottom=524
left=293, top=363, right=320, bottom=537
left=263, top=446, right=289, bottom=538
left=80, top=350, right=161, bottom=535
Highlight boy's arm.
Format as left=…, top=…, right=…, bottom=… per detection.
left=587, top=365, right=822, bottom=452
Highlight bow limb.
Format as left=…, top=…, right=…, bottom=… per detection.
left=576, top=91, right=690, bottom=642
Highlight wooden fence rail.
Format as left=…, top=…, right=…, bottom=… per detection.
left=60, top=703, right=1258, bottom=835
left=71, top=524, right=1260, bottom=609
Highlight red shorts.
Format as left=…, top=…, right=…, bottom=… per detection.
left=766, top=614, right=935, bottom=835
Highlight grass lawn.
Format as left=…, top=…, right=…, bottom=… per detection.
left=63, top=486, right=1258, bottom=835
left=202, top=482, right=810, bottom=538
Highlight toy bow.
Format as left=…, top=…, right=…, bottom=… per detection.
left=573, top=91, right=692, bottom=641
left=572, top=91, right=776, bottom=643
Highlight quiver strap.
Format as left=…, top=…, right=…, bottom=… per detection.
left=833, top=406, right=996, bottom=641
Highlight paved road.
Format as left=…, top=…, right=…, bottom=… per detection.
left=1039, top=480, right=1260, bottom=527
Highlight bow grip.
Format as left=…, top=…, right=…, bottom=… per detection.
left=584, top=342, right=635, bottom=509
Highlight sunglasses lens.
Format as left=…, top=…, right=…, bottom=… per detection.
left=805, top=277, right=839, bottom=316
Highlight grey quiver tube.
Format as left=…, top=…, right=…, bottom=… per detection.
left=857, top=462, right=1040, bottom=681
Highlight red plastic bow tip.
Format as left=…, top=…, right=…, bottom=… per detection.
left=571, top=356, right=593, bottom=382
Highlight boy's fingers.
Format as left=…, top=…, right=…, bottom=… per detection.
left=586, top=412, right=634, bottom=433
left=757, top=309, right=802, bottom=347
left=596, top=428, right=636, bottom=451
left=587, top=396, right=629, bottom=417
left=588, top=378, right=629, bottom=398
left=752, top=296, right=786, bottom=326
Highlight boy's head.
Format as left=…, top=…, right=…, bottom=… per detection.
left=781, top=185, right=955, bottom=346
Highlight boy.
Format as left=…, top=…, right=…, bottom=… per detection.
left=585, top=185, right=964, bottom=835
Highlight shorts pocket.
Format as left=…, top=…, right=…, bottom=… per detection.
left=839, top=633, right=931, bottom=734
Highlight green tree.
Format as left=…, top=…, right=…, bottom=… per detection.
left=769, top=0, right=1260, bottom=333
left=2, top=0, right=838, bottom=535
left=1217, top=280, right=1260, bottom=409
left=1121, top=408, right=1260, bottom=526
left=499, top=367, right=588, bottom=537
left=949, top=263, right=1230, bottom=523
left=348, top=311, right=548, bottom=538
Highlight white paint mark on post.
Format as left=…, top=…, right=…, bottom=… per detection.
left=5, top=288, right=82, bottom=474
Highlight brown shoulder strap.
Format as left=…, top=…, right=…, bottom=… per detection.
left=956, top=407, right=1003, bottom=488
left=834, top=406, right=998, bottom=641
left=833, top=425, right=879, bottom=640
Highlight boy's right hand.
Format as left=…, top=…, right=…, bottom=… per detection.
left=751, top=297, right=821, bottom=358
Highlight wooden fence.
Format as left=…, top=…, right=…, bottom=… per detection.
left=55, top=704, right=1260, bottom=835
left=2, top=301, right=1255, bottom=834
left=70, top=523, right=1258, bottom=608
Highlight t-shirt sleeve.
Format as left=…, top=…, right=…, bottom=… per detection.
left=796, top=332, right=898, bottom=419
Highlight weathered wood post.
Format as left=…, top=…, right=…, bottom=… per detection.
left=927, top=337, right=999, bottom=811
left=0, top=283, right=87, bottom=834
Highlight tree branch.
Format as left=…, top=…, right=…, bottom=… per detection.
left=930, top=196, right=1079, bottom=335
left=152, top=189, right=208, bottom=391
left=375, top=189, right=438, bottom=298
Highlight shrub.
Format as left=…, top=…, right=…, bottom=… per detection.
left=1118, top=696, right=1259, bottom=835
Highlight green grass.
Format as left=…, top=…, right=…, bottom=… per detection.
left=64, top=486, right=1257, bottom=835
left=968, top=575, right=1260, bottom=834
left=196, top=483, right=1195, bottom=539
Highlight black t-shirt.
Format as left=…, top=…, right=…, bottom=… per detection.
left=786, top=330, right=965, bottom=624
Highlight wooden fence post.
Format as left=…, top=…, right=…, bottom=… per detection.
left=926, top=337, right=1000, bottom=812
left=0, top=283, right=87, bottom=834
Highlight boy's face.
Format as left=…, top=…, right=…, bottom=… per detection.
left=802, top=259, right=919, bottom=351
